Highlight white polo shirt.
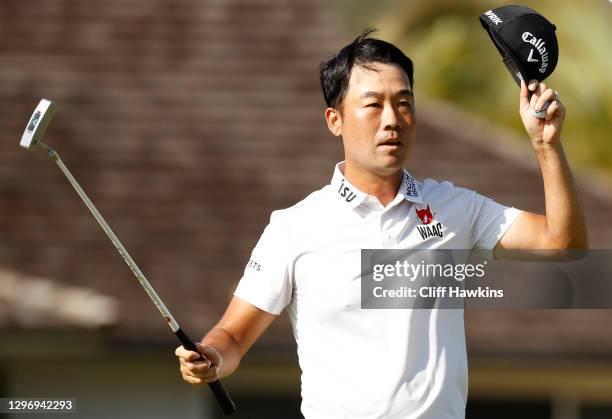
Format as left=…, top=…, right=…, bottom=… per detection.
left=235, top=162, right=521, bottom=419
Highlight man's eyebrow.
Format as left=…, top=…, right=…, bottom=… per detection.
left=359, top=89, right=413, bottom=99
left=396, top=89, right=413, bottom=97
left=360, top=91, right=381, bottom=99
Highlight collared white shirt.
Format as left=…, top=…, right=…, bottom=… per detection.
left=235, top=162, right=521, bottom=419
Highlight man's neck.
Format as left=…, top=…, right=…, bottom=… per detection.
left=343, top=163, right=403, bottom=207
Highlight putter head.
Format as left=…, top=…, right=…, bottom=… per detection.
left=20, top=99, right=56, bottom=150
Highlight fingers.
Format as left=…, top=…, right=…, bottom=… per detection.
left=524, top=79, right=562, bottom=119
left=534, top=87, right=557, bottom=113
left=182, top=356, right=211, bottom=373
left=175, top=345, right=203, bottom=362
left=545, top=99, right=564, bottom=121
left=183, top=374, right=204, bottom=385
left=179, top=356, right=219, bottom=385
left=175, top=345, right=221, bottom=386
left=528, top=80, right=557, bottom=110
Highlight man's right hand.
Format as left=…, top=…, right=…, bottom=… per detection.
left=173, top=297, right=278, bottom=387
left=175, top=343, right=222, bottom=385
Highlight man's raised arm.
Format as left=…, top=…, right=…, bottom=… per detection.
left=495, top=79, right=588, bottom=257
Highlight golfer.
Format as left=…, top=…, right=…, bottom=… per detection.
left=175, top=30, right=587, bottom=418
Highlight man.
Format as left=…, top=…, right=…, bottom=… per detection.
left=175, top=30, right=587, bottom=418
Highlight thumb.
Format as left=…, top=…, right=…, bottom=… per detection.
left=198, top=345, right=223, bottom=366
left=519, top=80, right=530, bottom=113
left=191, top=342, right=207, bottom=361
left=195, top=342, right=222, bottom=366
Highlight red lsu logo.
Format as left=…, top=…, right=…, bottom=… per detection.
left=415, top=205, right=434, bottom=225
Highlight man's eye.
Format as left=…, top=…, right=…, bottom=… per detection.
left=366, top=103, right=381, bottom=108
left=399, top=101, right=411, bottom=107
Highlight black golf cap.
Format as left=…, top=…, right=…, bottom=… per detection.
left=479, top=5, right=558, bottom=86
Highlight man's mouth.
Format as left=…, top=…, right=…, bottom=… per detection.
left=378, top=138, right=403, bottom=147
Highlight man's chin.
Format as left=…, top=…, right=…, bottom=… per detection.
left=345, top=154, right=409, bottom=177
left=371, top=157, right=407, bottom=177
left=379, top=154, right=407, bottom=170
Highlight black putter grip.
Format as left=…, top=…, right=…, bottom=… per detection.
left=175, top=328, right=236, bottom=415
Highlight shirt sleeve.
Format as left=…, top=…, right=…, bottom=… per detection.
left=234, top=211, right=293, bottom=315
left=453, top=187, right=523, bottom=254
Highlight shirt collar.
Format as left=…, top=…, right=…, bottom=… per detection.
left=397, top=167, right=423, bottom=204
left=330, top=162, right=422, bottom=210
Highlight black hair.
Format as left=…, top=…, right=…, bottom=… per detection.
left=319, top=28, right=414, bottom=109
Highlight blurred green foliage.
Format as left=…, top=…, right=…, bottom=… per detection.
left=334, top=0, right=612, bottom=172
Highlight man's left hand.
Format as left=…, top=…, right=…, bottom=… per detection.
left=519, top=79, right=565, bottom=148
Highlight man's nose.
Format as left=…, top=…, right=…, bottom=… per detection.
left=382, top=104, right=401, bottom=130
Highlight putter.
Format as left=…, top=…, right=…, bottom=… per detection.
left=20, top=99, right=236, bottom=415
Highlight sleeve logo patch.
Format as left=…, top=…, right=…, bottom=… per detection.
left=246, top=259, right=262, bottom=272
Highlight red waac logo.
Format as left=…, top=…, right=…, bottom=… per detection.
left=415, top=205, right=434, bottom=225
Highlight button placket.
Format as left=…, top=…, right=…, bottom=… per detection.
left=381, top=212, right=393, bottom=248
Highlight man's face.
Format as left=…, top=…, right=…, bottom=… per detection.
left=325, top=62, right=415, bottom=177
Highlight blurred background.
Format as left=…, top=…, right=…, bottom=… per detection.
left=0, top=0, right=611, bottom=418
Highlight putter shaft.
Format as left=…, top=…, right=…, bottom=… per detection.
left=40, top=142, right=236, bottom=415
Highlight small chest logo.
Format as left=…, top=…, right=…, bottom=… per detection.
left=415, top=205, right=433, bottom=224
left=415, top=205, right=444, bottom=240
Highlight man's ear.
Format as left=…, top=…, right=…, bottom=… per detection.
left=324, top=107, right=342, bottom=137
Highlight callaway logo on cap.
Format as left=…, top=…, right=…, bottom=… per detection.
left=479, top=5, right=558, bottom=86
